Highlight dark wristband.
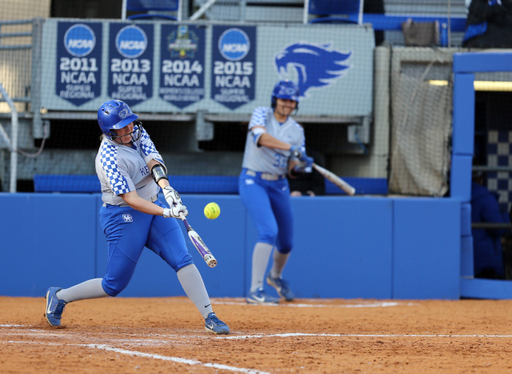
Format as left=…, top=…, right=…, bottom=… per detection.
left=151, top=164, right=168, bottom=184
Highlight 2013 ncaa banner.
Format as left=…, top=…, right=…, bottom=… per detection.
left=108, top=23, right=154, bottom=107
left=56, top=22, right=102, bottom=106
left=211, top=26, right=256, bottom=110
left=159, top=24, right=206, bottom=109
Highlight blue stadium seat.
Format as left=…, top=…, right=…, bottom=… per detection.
left=308, top=0, right=363, bottom=25
left=307, top=0, right=466, bottom=47
left=124, top=0, right=179, bottom=20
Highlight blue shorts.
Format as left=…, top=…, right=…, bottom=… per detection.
left=99, top=200, right=193, bottom=296
left=238, top=169, right=294, bottom=253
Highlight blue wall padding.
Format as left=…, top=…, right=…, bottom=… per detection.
left=33, top=174, right=388, bottom=195
left=454, top=52, right=512, bottom=73
left=0, top=194, right=97, bottom=296
left=245, top=197, right=394, bottom=299
left=450, top=155, right=473, bottom=202
left=324, top=177, right=388, bottom=195
left=452, top=73, right=475, bottom=156
left=34, top=175, right=101, bottom=193
left=461, top=203, right=472, bottom=237
left=393, top=198, right=461, bottom=299
left=460, top=236, right=474, bottom=278
left=0, top=193, right=462, bottom=299
left=461, top=278, right=512, bottom=299
left=167, top=176, right=239, bottom=194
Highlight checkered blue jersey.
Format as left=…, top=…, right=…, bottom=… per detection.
left=95, top=127, right=164, bottom=206
left=242, top=107, right=305, bottom=175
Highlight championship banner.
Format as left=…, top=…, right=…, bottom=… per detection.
left=211, top=26, right=256, bottom=110
left=159, top=24, right=206, bottom=109
left=108, top=23, right=154, bottom=106
left=56, top=22, right=102, bottom=106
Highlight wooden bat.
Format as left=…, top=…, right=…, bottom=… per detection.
left=179, top=213, right=217, bottom=268
left=312, top=163, right=356, bottom=196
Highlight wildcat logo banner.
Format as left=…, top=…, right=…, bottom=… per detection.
left=274, top=42, right=352, bottom=99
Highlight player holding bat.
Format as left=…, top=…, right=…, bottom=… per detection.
left=44, top=100, right=229, bottom=335
left=240, top=80, right=314, bottom=304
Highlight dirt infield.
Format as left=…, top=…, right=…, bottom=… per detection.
left=2, top=296, right=512, bottom=373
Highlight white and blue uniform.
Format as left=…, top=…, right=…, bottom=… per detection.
left=96, top=128, right=193, bottom=296
left=239, top=107, right=305, bottom=254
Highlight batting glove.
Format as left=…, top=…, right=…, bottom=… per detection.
left=289, top=145, right=303, bottom=160
left=290, top=145, right=313, bottom=165
left=163, top=186, right=189, bottom=218
left=163, top=205, right=188, bottom=219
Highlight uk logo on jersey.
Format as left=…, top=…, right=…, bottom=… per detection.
left=274, top=43, right=352, bottom=98
left=122, top=214, right=133, bottom=223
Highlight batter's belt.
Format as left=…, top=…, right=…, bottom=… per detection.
left=244, top=169, right=285, bottom=181
left=103, top=194, right=158, bottom=208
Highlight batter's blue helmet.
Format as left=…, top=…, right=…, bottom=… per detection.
left=97, top=100, right=139, bottom=139
left=271, top=80, right=300, bottom=109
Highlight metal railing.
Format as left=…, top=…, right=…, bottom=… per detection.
left=0, top=83, right=19, bottom=193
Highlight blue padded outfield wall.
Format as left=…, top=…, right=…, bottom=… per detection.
left=0, top=193, right=460, bottom=299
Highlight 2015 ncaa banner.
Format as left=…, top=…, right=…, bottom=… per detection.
left=211, top=26, right=256, bottom=110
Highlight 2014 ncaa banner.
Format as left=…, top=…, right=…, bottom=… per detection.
left=159, top=24, right=206, bottom=109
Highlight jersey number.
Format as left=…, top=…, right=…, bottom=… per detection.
left=273, top=153, right=287, bottom=168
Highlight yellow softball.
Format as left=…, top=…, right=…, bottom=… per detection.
left=204, top=202, right=221, bottom=220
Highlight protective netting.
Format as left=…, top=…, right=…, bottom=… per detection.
left=388, top=58, right=453, bottom=196
left=0, top=0, right=472, bottom=195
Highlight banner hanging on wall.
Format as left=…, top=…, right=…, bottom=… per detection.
left=56, top=22, right=102, bottom=106
left=211, top=26, right=256, bottom=110
left=159, top=24, right=206, bottom=109
left=44, top=20, right=374, bottom=116
left=108, top=23, right=154, bottom=107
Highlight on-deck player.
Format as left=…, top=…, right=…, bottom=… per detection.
left=44, top=100, right=229, bottom=335
left=239, top=80, right=314, bottom=304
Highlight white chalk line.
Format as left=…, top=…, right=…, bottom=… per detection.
left=212, top=301, right=414, bottom=308
left=220, top=332, right=512, bottom=339
left=2, top=326, right=512, bottom=341
left=2, top=326, right=512, bottom=373
left=1, top=340, right=269, bottom=374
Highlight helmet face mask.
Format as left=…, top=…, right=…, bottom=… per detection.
left=97, top=100, right=139, bottom=141
left=271, top=80, right=300, bottom=110
left=110, top=120, right=144, bottom=145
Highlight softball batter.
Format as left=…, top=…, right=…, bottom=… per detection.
left=45, top=100, right=229, bottom=334
left=240, top=80, right=314, bottom=304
